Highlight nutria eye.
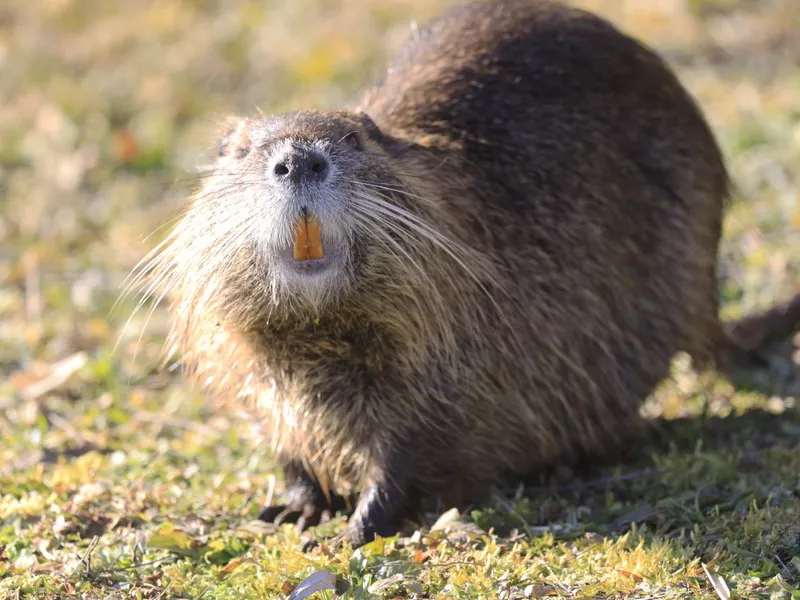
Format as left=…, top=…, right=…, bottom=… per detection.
left=235, top=146, right=250, bottom=159
left=345, top=131, right=364, bottom=151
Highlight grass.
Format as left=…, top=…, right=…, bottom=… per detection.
left=1, top=0, right=799, bottom=597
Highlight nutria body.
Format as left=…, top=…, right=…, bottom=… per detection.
left=144, top=0, right=800, bottom=546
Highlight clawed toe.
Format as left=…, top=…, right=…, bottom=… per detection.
left=257, top=502, right=334, bottom=532
left=257, top=504, right=288, bottom=523
left=254, top=465, right=351, bottom=544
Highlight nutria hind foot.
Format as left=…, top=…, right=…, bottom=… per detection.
left=311, top=479, right=419, bottom=551
left=338, top=447, right=424, bottom=548
left=257, top=463, right=349, bottom=533
left=346, top=477, right=420, bottom=547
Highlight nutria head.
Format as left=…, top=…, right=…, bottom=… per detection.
left=136, top=107, right=492, bottom=364
left=202, top=110, right=408, bottom=313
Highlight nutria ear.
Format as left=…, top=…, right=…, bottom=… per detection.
left=358, top=112, right=383, bottom=139
left=357, top=111, right=413, bottom=156
left=217, top=118, right=251, bottom=159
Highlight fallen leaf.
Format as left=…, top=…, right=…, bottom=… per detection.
left=237, top=520, right=278, bottom=536
left=147, top=522, right=200, bottom=557
left=772, top=573, right=796, bottom=593
left=219, top=557, right=246, bottom=577
left=616, top=569, right=644, bottom=582
left=144, top=570, right=163, bottom=585
left=286, top=570, right=336, bottom=600
left=525, top=584, right=556, bottom=597
left=431, top=507, right=461, bottom=531
left=53, top=515, right=75, bottom=536
left=368, top=573, right=406, bottom=595
left=413, top=550, right=430, bottom=563
left=702, top=563, right=731, bottom=600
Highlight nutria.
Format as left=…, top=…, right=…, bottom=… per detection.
left=137, top=0, right=800, bottom=547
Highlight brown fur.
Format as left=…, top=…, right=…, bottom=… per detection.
left=137, top=0, right=800, bottom=544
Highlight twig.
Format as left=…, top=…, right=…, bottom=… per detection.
left=45, top=411, right=87, bottom=444
left=132, top=410, right=220, bottom=437
left=775, top=553, right=791, bottom=572
left=493, top=494, right=541, bottom=537
left=103, top=557, right=175, bottom=573
left=527, top=467, right=664, bottom=494
left=68, top=535, right=100, bottom=578
left=154, top=577, right=175, bottom=600
left=19, top=352, right=88, bottom=401
left=84, top=535, right=99, bottom=576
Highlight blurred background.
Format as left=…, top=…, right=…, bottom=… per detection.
left=2, top=0, right=799, bottom=397
left=0, top=0, right=799, bottom=594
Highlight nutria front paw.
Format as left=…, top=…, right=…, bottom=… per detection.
left=257, top=496, right=333, bottom=533
left=258, top=464, right=348, bottom=533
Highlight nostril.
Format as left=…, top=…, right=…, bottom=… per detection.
left=273, top=150, right=329, bottom=183
left=310, top=159, right=327, bottom=174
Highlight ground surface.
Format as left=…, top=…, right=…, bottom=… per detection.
left=1, top=0, right=800, bottom=598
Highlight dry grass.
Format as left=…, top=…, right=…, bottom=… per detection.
left=1, top=0, right=799, bottom=597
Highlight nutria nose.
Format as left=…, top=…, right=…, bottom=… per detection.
left=273, top=148, right=329, bottom=185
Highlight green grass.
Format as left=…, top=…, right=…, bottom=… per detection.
left=1, top=0, right=799, bottom=598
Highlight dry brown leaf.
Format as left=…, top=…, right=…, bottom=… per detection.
left=413, top=549, right=431, bottom=563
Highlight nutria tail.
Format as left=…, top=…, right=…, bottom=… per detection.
left=722, top=293, right=800, bottom=368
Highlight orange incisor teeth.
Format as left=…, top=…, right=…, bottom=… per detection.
left=293, top=213, right=324, bottom=261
